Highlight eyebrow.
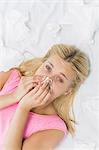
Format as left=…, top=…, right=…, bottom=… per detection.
left=47, top=61, right=69, bottom=80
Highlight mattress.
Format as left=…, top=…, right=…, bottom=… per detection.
left=0, top=0, right=99, bottom=149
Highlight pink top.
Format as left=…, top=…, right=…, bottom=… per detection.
left=0, top=69, right=67, bottom=147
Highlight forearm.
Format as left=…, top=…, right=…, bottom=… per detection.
left=3, top=105, right=29, bottom=149
left=0, top=92, right=18, bottom=109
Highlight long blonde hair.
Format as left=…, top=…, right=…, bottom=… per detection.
left=14, top=44, right=90, bottom=136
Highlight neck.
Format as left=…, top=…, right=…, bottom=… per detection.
left=31, top=103, right=57, bottom=115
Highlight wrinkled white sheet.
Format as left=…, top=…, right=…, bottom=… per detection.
left=0, top=0, right=99, bottom=149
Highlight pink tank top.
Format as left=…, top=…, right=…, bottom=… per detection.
left=0, top=69, right=67, bottom=147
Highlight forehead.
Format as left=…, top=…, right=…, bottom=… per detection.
left=46, top=55, right=76, bottom=81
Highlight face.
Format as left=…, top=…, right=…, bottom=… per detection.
left=34, top=55, right=76, bottom=104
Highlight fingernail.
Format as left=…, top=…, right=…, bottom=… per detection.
left=38, top=82, right=41, bottom=85
left=43, top=80, right=48, bottom=84
left=42, top=76, right=47, bottom=80
left=39, top=80, right=44, bottom=84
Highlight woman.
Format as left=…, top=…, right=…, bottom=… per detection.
left=0, top=44, right=90, bottom=150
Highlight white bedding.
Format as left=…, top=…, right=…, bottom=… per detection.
left=0, top=0, right=99, bottom=149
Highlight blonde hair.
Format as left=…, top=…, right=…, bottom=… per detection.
left=14, top=44, right=90, bottom=136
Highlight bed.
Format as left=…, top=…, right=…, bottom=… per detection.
left=0, top=0, right=99, bottom=149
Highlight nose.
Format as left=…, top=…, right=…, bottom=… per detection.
left=43, top=74, right=58, bottom=84
left=43, top=76, right=53, bottom=85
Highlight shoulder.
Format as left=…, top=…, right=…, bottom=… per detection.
left=22, top=129, right=65, bottom=150
left=9, top=68, right=22, bottom=77
left=0, top=69, right=13, bottom=77
left=0, top=69, right=14, bottom=90
left=0, top=68, right=22, bottom=90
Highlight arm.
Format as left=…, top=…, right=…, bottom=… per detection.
left=0, top=70, right=43, bottom=110
left=22, top=129, right=65, bottom=150
left=3, top=105, right=29, bottom=150
left=0, top=69, right=19, bottom=109
left=3, top=79, right=64, bottom=150
left=0, top=69, right=13, bottom=90
left=3, top=103, right=64, bottom=150
left=0, top=93, right=18, bottom=109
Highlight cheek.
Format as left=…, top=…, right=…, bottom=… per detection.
left=52, top=85, right=64, bottom=98
left=52, top=82, right=70, bottom=98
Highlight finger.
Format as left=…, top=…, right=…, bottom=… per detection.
left=22, top=77, right=43, bottom=87
left=33, top=75, right=44, bottom=80
left=21, top=76, right=41, bottom=84
left=22, top=76, right=45, bottom=84
left=35, top=82, right=49, bottom=97
left=23, top=79, right=39, bottom=86
left=26, top=83, right=38, bottom=92
left=40, top=92, right=51, bottom=105
left=33, top=75, right=46, bottom=83
left=38, top=85, right=50, bottom=101
left=22, top=77, right=39, bottom=83
left=27, top=84, right=41, bottom=96
left=26, top=79, right=49, bottom=97
left=21, top=76, right=34, bottom=80
left=23, top=82, right=33, bottom=92
left=24, top=77, right=46, bottom=86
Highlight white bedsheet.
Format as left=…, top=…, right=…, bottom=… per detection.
left=0, top=0, right=99, bottom=149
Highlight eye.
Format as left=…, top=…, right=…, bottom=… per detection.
left=57, top=76, right=64, bottom=83
left=59, top=78, right=64, bottom=83
left=45, top=63, right=64, bottom=83
left=45, top=64, right=52, bottom=71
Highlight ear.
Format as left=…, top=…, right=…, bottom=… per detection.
left=64, top=88, right=72, bottom=96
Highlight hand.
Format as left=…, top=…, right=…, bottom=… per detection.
left=18, top=80, right=52, bottom=112
left=12, top=75, right=46, bottom=102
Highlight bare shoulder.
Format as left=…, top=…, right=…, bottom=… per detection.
left=22, top=129, right=65, bottom=150
left=31, top=129, right=65, bottom=139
